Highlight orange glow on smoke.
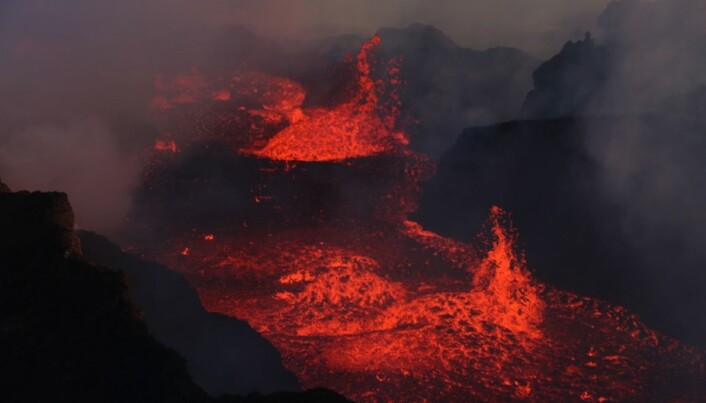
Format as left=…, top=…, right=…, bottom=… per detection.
left=247, top=35, right=408, bottom=161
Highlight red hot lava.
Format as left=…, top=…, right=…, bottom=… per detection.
left=247, top=35, right=407, bottom=161
left=136, top=35, right=706, bottom=402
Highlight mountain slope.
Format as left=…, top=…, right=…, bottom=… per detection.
left=78, top=231, right=301, bottom=396
left=0, top=182, right=349, bottom=402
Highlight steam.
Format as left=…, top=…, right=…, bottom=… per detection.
left=583, top=1, right=706, bottom=341
left=520, top=0, right=706, bottom=275
left=0, top=119, right=140, bottom=234
left=584, top=116, right=706, bottom=343
left=589, top=0, right=706, bottom=114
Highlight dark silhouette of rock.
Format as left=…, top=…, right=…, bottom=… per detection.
left=413, top=115, right=706, bottom=348
left=521, top=0, right=706, bottom=120
left=78, top=231, right=301, bottom=396
left=0, top=179, right=9, bottom=193
left=305, top=24, right=539, bottom=156
left=521, top=33, right=609, bottom=119
left=0, top=184, right=350, bottom=402
left=0, top=190, right=205, bottom=402
left=379, top=24, right=539, bottom=156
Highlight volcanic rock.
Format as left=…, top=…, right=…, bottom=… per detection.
left=311, top=23, right=539, bottom=156
left=0, top=187, right=349, bottom=402
left=522, top=0, right=706, bottom=120
left=78, top=231, right=301, bottom=396
left=521, top=33, right=608, bottom=119
left=0, top=190, right=204, bottom=402
left=414, top=115, right=706, bottom=347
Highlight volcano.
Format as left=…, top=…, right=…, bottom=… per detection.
left=126, top=36, right=706, bottom=402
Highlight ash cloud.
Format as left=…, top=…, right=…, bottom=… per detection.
left=547, top=0, right=706, bottom=306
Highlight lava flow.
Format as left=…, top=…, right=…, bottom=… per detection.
left=246, top=34, right=408, bottom=161
left=132, top=35, right=706, bottom=401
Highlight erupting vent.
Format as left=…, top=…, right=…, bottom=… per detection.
left=133, top=35, right=705, bottom=401
left=248, top=35, right=407, bottom=161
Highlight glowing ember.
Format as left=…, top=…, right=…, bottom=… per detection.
left=247, top=35, right=408, bottom=161
left=153, top=139, right=178, bottom=152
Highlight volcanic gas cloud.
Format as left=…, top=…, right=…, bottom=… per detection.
left=131, top=36, right=705, bottom=401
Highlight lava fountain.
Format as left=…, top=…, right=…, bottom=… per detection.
left=129, top=35, right=706, bottom=401
left=246, top=34, right=408, bottom=161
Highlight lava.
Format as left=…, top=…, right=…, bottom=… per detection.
left=153, top=139, right=178, bottom=152
left=470, top=206, right=545, bottom=337
left=246, top=35, right=408, bottom=161
left=130, top=34, right=706, bottom=402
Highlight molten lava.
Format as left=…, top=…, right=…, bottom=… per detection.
left=471, top=206, right=545, bottom=337
left=132, top=34, right=706, bottom=402
left=247, top=35, right=408, bottom=161
left=153, top=139, right=178, bottom=152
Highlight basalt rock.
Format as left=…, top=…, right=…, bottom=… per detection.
left=0, top=186, right=349, bottom=402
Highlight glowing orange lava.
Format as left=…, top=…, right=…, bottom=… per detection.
left=149, top=206, right=704, bottom=401
left=134, top=34, right=706, bottom=402
left=247, top=35, right=408, bottom=161
left=153, top=139, right=178, bottom=152
left=471, top=206, right=545, bottom=337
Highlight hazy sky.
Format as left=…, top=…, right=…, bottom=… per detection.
left=188, top=0, right=613, bottom=57
left=0, top=0, right=612, bottom=55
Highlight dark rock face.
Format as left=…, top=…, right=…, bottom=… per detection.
left=379, top=24, right=539, bottom=156
left=413, top=116, right=706, bottom=347
left=309, top=24, right=539, bottom=156
left=131, top=145, right=423, bottom=237
left=0, top=190, right=206, bottom=402
left=521, top=33, right=609, bottom=119
left=0, top=191, right=82, bottom=258
left=521, top=0, right=706, bottom=120
left=414, top=118, right=626, bottom=296
left=0, top=179, right=9, bottom=193
left=0, top=185, right=350, bottom=402
left=78, top=231, right=301, bottom=396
